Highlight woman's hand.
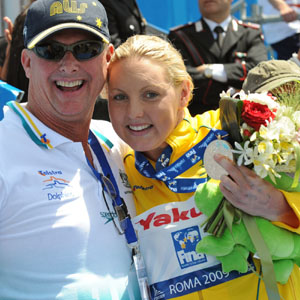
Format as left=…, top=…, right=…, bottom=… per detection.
left=214, top=154, right=299, bottom=227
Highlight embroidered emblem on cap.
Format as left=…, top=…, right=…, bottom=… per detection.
left=96, top=18, right=102, bottom=28
left=50, top=0, right=88, bottom=16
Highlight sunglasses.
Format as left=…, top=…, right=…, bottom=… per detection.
left=32, top=40, right=105, bottom=61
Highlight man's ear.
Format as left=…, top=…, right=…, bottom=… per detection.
left=21, top=49, right=32, bottom=79
left=180, top=80, right=191, bottom=108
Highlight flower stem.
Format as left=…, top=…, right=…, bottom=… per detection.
left=203, top=197, right=227, bottom=237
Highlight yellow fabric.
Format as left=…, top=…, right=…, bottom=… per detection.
left=124, top=109, right=300, bottom=300
left=273, top=190, right=300, bottom=234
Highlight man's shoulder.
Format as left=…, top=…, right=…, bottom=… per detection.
left=90, top=120, right=129, bottom=157
left=90, top=120, right=119, bottom=147
left=236, top=19, right=261, bottom=31
left=0, top=105, right=19, bottom=132
left=169, top=21, right=197, bottom=34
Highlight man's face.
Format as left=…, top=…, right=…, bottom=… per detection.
left=198, top=0, right=232, bottom=20
left=22, top=29, right=113, bottom=125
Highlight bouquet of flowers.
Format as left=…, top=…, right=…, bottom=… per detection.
left=195, top=87, right=300, bottom=291
left=202, top=88, right=300, bottom=239
left=222, top=89, right=300, bottom=187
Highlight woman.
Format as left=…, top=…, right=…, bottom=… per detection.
left=107, top=35, right=300, bottom=300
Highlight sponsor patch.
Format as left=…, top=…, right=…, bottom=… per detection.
left=172, top=226, right=207, bottom=269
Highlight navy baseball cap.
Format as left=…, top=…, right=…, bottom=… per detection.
left=24, top=0, right=110, bottom=49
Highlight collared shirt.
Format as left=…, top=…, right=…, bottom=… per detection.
left=203, top=16, right=232, bottom=40
left=0, top=102, right=139, bottom=300
left=201, top=16, right=233, bottom=83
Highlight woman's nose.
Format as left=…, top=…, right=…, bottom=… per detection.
left=127, top=100, right=144, bottom=119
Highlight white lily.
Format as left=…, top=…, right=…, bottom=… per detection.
left=232, top=141, right=254, bottom=166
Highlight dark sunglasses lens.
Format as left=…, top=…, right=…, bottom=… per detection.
left=34, top=41, right=104, bottom=61
left=74, top=41, right=104, bottom=60
left=35, top=44, right=65, bottom=60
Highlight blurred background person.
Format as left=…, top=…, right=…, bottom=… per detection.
left=0, top=1, right=36, bottom=102
left=98, top=0, right=147, bottom=48
left=0, top=36, right=8, bottom=77
left=258, top=0, right=300, bottom=60
left=168, top=0, right=268, bottom=115
left=0, top=16, right=13, bottom=81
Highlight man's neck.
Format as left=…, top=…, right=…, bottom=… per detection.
left=203, top=12, right=231, bottom=24
left=25, top=101, right=92, bottom=143
left=203, top=15, right=232, bottom=32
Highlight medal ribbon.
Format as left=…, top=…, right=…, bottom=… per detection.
left=135, top=128, right=229, bottom=193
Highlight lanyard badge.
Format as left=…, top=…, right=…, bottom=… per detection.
left=101, top=174, right=152, bottom=300
left=88, top=130, right=152, bottom=299
left=133, top=246, right=152, bottom=300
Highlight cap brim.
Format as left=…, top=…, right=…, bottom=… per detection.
left=27, top=22, right=109, bottom=49
left=255, top=76, right=300, bottom=93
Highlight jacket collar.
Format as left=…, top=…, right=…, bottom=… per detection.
left=165, top=108, right=221, bottom=160
left=199, top=18, right=245, bottom=58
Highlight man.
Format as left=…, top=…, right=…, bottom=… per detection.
left=168, top=0, right=268, bottom=115
left=0, top=0, right=141, bottom=299
left=258, top=0, right=300, bottom=60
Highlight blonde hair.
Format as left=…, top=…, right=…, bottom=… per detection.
left=108, top=35, right=194, bottom=102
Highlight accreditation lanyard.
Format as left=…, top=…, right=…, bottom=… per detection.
left=87, top=130, right=151, bottom=300
left=135, top=128, right=229, bottom=193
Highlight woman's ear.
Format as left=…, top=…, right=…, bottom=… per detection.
left=180, top=80, right=191, bottom=108
left=106, top=44, right=114, bottom=63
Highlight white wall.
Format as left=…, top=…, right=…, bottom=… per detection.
left=0, top=0, right=31, bottom=36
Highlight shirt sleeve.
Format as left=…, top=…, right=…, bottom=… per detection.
left=0, top=170, right=7, bottom=211
left=272, top=190, right=300, bottom=234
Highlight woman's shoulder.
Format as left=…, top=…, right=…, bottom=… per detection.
left=191, top=109, right=221, bottom=130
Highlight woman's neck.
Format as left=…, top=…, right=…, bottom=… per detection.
left=143, top=141, right=169, bottom=161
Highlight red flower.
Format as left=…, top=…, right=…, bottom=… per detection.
left=243, top=129, right=252, bottom=137
left=241, top=100, right=276, bottom=131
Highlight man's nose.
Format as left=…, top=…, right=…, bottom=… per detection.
left=58, top=51, right=79, bottom=73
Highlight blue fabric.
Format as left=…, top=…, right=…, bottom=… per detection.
left=0, top=80, right=24, bottom=120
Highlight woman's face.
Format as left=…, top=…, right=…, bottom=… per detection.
left=108, top=57, right=189, bottom=160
